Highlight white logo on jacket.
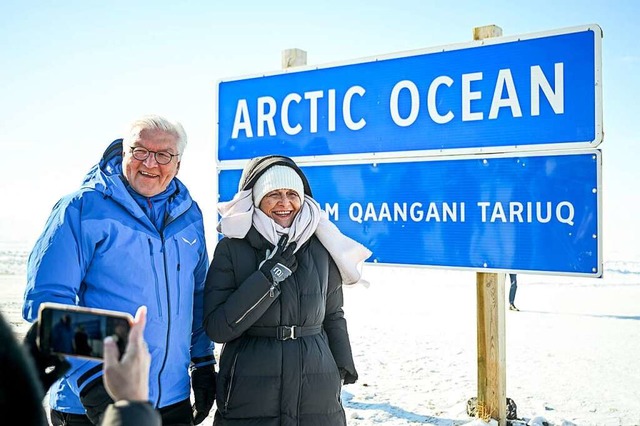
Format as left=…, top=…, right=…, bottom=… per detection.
left=182, top=237, right=197, bottom=246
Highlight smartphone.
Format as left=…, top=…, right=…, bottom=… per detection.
left=38, top=302, right=133, bottom=360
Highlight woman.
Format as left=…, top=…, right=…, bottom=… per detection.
left=203, top=155, right=371, bottom=425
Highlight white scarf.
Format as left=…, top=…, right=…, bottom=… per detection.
left=217, top=189, right=372, bottom=286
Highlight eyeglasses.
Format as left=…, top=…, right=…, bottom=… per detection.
left=129, top=147, right=179, bottom=165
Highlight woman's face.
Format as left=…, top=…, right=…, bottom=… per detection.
left=258, top=188, right=301, bottom=228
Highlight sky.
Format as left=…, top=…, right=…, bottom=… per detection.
left=1, top=0, right=639, bottom=264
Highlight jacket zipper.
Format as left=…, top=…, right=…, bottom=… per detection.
left=137, top=190, right=186, bottom=408
left=147, top=239, right=163, bottom=318
left=173, top=237, right=181, bottom=315
left=156, top=233, right=172, bottom=406
left=224, top=353, right=239, bottom=412
left=234, top=283, right=278, bottom=325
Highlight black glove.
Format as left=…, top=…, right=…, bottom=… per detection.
left=23, top=321, right=71, bottom=391
left=339, top=367, right=358, bottom=385
left=259, top=234, right=297, bottom=283
left=191, top=365, right=216, bottom=425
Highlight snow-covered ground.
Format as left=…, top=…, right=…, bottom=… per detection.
left=2, top=245, right=639, bottom=425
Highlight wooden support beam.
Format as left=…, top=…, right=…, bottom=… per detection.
left=476, top=272, right=507, bottom=424
left=473, top=24, right=503, bottom=41
left=473, top=25, right=506, bottom=426
left=282, top=48, right=307, bottom=69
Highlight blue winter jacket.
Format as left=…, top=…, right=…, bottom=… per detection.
left=22, top=139, right=214, bottom=414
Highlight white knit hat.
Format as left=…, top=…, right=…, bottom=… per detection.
left=252, top=165, right=305, bottom=207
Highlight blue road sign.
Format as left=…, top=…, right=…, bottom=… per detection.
left=217, top=25, right=602, bottom=162
left=219, top=150, right=602, bottom=276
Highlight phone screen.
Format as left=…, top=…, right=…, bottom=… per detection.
left=38, top=303, right=132, bottom=360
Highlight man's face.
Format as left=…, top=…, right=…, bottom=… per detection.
left=123, top=129, right=180, bottom=197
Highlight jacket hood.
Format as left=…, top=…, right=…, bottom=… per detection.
left=80, top=139, right=192, bottom=220
left=80, top=139, right=127, bottom=196
left=238, top=155, right=313, bottom=197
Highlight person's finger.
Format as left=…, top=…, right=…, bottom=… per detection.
left=126, top=306, right=147, bottom=354
left=134, top=305, right=147, bottom=327
left=103, top=336, right=118, bottom=368
left=282, top=242, right=297, bottom=257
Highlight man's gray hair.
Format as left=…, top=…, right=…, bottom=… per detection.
left=124, top=114, right=188, bottom=154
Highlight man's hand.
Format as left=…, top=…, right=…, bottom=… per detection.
left=191, top=365, right=216, bottom=425
left=259, top=234, right=297, bottom=283
left=23, top=321, right=71, bottom=391
left=103, top=306, right=150, bottom=402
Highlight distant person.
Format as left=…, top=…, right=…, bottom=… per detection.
left=509, top=273, right=519, bottom=311
left=0, top=306, right=161, bottom=426
left=74, top=324, right=93, bottom=356
left=22, top=115, right=216, bottom=425
left=204, top=155, right=371, bottom=425
left=111, top=320, right=130, bottom=358
left=51, top=314, right=74, bottom=354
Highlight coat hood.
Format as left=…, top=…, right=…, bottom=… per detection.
left=80, top=139, right=191, bottom=221
left=80, top=138, right=127, bottom=197
left=238, top=155, right=313, bottom=197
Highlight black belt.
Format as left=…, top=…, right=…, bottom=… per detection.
left=246, top=325, right=322, bottom=341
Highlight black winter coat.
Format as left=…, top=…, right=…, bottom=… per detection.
left=203, top=227, right=358, bottom=425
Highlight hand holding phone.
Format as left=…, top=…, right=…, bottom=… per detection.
left=103, top=306, right=150, bottom=402
left=38, top=303, right=133, bottom=360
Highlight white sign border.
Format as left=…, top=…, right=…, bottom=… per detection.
left=216, top=149, right=603, bottom=278
left=215, top=23, right=603, bottom=167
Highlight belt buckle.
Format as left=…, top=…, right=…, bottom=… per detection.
left=278, top=325, right=297, bottom=340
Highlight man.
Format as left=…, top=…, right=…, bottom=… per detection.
left=73, top=324, right=93, bottom=356
left=22, top=115, right=216, bottom=425
left=51, top=314, right=74, bottom=354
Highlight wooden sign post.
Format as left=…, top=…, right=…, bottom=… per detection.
left=474, top=25, right=508, bottom=426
